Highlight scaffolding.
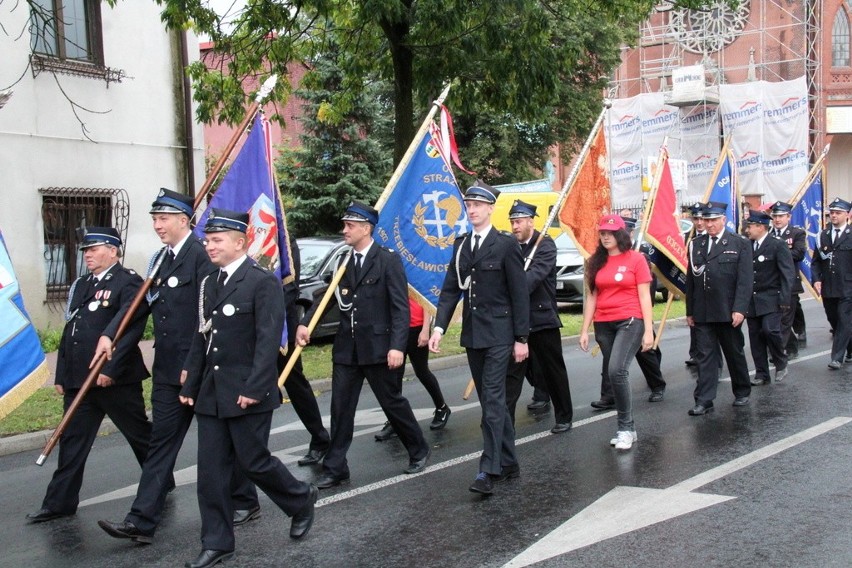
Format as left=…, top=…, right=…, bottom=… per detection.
left=609, top=0, right=823, bottom=161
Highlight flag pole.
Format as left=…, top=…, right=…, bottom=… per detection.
left=279, top=84, right=453, bottom=387
left=36, top=76, right=279, bottom=467
left=789, top=144, right=830, bottom=205
left=635, top=139, right=669, bottom=251
left=653, top=294, right=675, bottom=349
left=524, top=101, right=611, bottom=270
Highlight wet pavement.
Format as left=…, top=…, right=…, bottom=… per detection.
left=2, top=299, right=852, bottom=567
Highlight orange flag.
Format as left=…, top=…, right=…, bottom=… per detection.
left=558, top=126, right=611, bottom=258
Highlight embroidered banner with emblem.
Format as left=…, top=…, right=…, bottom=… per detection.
left=374, top=121, right=470, bottom=312
left=702, top=138, right=739, bottom=235
left=195, top=114, right=293, bottom=344
left=642, top=148, right=688, bottom=294
left=789, top=145, right=829, bottom=299
left=0, top=230, right=50, bottom=420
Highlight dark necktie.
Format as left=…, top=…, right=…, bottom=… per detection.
left=834, top=228, right=840, bottom=244
left=161, top=249, right=175, bottom=273
left=472, top=234, right=481, bottom=258
left=709, top=235, right=718, bottom=253
left=213, top=270, right=227, bottom=302
left=753, top=240, right=758, bottom=252
left=354, top=252, right=363, bottom=281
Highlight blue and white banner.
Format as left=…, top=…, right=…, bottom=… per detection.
left=703, top=149, right=739, bottom=234
left=790, top=167, right=824, bottom=288
left=374, top=123, right=470, bottom=312
left=0, top=230, right=50, bottom=420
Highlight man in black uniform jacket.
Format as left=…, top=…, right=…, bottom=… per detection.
left=812, top=198, right=852, bottom=369
left=745, top=210, right=795, bottom=385
left=98, top=189, right=259, bottom=544
left=504, top=200, right=573, bottom=433
left=180, top=209, right=316, bottom=568
left=279, top=240, right=330, bottom=466
left=769, top=201, right=808, bottom=358
left=295, top=202, right=430, bottom=489
left=27, top=228, right=151, bottom=523
left=429, top=182, right=530, bottom=495
left=686, top=202, right=753, bottom=415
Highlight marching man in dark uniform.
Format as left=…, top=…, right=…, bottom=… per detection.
left=745, top=210, right=795, bottom=385
left=812, top=197, right=852, bottom=369
left=429, top=181, right=530, bottom=495
left=295, top=202, right=430, bottom=489
left=180, top=209, right=316, bottom=568
left=769, top=201, right=808, bottom=358
left=685, top=201, right=710, bottom=368
left=686, top=202, right=753, bottom=415
left=98, top=189, right=259, bottom=544
left=505, top=200, right=573, bottom=433
left=27, top=228, right=151, bottom=523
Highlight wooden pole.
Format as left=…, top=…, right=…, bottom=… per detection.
left=653, top=294, right=675, bottom=349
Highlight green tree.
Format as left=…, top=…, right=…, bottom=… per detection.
left=276, top=48, right=393, bottom=237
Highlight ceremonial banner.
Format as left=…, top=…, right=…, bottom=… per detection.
left=643, top=151, right=688, bottom=294
left=702, top=142, right=739, bottom=234
left=0, top=231, right=50, bottom=420
left=374, top=122, right=470, bottom=312
left=606, top=96, right=643, bottom=204
left=680, top=105, right=721, bottom=201
left=790, top=165, right=826, bottom=295
left=195, top=115, right=293, bottom=342
left=559, top=124, right=611, bottom=258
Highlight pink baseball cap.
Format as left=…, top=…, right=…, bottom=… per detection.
left=597, top=214, right=626, bottom=231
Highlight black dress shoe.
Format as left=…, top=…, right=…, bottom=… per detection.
left=688, top=404, right=714, bottom=416
left=685, top=359, right=697, bottom=367
left=430, top=405, right=452, bottom=430
left=750, top=377, right=770, bottom=386
left=527, top=400, right=550, bottom=411
left=185, top=549, right=234, bottom=568
left=469, top=472, right=493, bottom=495
left=590, top=399, right=615, bottom=410
left=493, top=463, right=520, bottom=482
left=732, top=397, right=750, bottom=406
left=97, top=519, right=154, bottom=544
left=232, top=505, right=261, bottom=526
left=404, top=449, right=430, bottom=474
left=648, top=391, right=665, bottom=402
left=550, top=422, right=572, bottom=434
left=26, top=508, right=69, bottom=523
left=290, top=485, right=318, bottom=539
left=374, top=421, right=397, bottom=441
left=297, top=449, right=326, bottom=466
left=315, top=473, right=350, bottom=490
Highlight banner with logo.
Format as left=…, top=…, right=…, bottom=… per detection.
left=374, top=122, right=470, bottom=312
left=720, top=76, right=808, bottom=202
left=606, top=96, right=643, bottom=204
left=789, top=146, right=830, bottom=298
left=702, top=140, right=740, bottom=234
left=680, top=105, right=721, bottom=202
left=0, top=230, right=50, bottom=420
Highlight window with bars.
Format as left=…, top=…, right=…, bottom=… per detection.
left=833, top=8, right=851, bottom=68
left=40, top=188, right=129, bottom=303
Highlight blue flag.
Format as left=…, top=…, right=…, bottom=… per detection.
left=195, top=115, right=292, bottom=342
left=374, top=125, right=470, bottom=310
left=0, top=230, right=50, bottom=420
left=705, top=151, right=739, bottom=233
left=790, top=168, right=824, bottom=287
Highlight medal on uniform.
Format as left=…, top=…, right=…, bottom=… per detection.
left=88, top=301, right=99, bottom=311
left=167, top=276, right=178, bottom=288
left=758, top=255, right=765, bottom=262
left=102, top=301, right=109, bottom=307
left=104, top=291, right=111, bottom=300
left=95, top=290, right=103, bottom=300
left=222, top=304, right=236, bottom=316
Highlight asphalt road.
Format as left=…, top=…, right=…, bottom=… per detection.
left=2, top=299, right=851, bottom=568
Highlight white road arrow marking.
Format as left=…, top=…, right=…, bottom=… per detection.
left=503, top=416, right=852, bottom=567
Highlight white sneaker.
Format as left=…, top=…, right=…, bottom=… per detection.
left=611, top=431, right=637, bottom=450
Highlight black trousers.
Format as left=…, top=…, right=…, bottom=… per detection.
left=279, top=347, right=330, bottom=453
left=823, top=297, right=852, bottom=360
left=125, top=383, right=258, bottom=533
left=323, top=362, right=428, bottom=478
left=781, top=293, right=800, bottom=354
left=747, top=311, right=787, bottom=381
left=792, top=296, right=806, bottom=336
left=42, top=383, right=151, bottom=514
left=693, top=322, right=751, bottom=406
left=468, top=345, right=518, bottom=475
left=528, top=328, right=573, bottom=423
left=196, top=412, right=311, bottom=552
left=394, top=326, right=446, bottom=409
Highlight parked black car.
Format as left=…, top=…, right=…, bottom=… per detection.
left=295, top=236, right=348, bottom=338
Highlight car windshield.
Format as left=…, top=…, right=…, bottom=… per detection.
left=298, top=241, right=338, bottom=278
left=554, top=233, right=577, bottom=252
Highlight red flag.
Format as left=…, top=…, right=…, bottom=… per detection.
left=558, top=126, right=611, bottom=258
left=644, top=153, right=687, bottom=273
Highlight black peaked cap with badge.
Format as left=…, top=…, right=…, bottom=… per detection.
left=79, top=227, right=122, bottom=249
left=204, top=208, right=249, bottom=233
left=150, top=188, right=194, bottom=217
left=463, top=180, right=500, bottom=204
left=341, top=201, right=379, bottom=225
left=508, top=199, right=537, bottom=219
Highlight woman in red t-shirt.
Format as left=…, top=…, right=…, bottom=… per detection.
left=579, top=214, right=654, bottom=450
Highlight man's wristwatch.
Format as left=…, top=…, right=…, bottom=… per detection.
left=515, top=336, right=528, bottom=344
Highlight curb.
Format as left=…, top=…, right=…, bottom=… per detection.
left=0, top=319, right=688, bottom=458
